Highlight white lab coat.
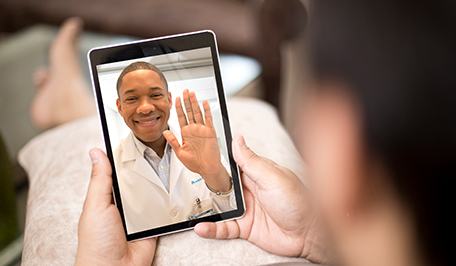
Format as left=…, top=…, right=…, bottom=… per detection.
left=114, top=128, right=214, bottom=234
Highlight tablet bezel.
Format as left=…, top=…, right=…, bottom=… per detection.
left=88, top=30, right=245, bottom=241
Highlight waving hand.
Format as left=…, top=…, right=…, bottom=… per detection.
left=163, top=89, right=231, bottom=192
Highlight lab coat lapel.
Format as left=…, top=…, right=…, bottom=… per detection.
left=132, top=157, right=168, bottom=193
left=169, top=126, right=185, bottom=196
left=123, top=132, right=168, bottom=193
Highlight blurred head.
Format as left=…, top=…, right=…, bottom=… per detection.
left=301, top=0, right=456, bottom=265
left=116, top=62, right=172, bottom=147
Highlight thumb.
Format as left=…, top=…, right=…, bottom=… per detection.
left=85, top=148, right=113, bottom=209
left=163, top=130, right=181, bottom=152
left=232, top=135, right=277, bottom=186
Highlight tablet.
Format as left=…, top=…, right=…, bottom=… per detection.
left=88, top=30, right=245, bottom=241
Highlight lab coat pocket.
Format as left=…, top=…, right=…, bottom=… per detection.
left=187, top=197, right=220, bottom=220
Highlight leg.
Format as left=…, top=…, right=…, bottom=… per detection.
left=30, top=17, right=96, bottom=130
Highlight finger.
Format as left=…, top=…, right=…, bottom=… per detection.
left=203, top=100, right=214, bottom=128
left=239, top=169, right=256, bottom=192
left=85, top=148, right=113, bottom=210
left=175, top=96, right=188, bottom=128
left=257, top=156, right=278, bottom=166
left=189, top=91, right=204, bottom=124
left=183, top=89, right=195, bottom=123
left=163, top=130, right=181, bottom=153
left=194, top=220, right=241, bottom=239
left=232, top=135, right=277, bottom=189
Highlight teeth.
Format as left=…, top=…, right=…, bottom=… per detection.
left=137, top=117, right=158, bottom=124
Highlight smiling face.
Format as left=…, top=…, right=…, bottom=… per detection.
left=116, top=69, right=172, bottom=147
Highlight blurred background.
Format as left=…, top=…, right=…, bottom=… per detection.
left=0, top=0, right=310, bottom=265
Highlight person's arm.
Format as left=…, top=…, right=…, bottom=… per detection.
left=75, top=148, right=156, bottom=266
left=207, top=157, right=236, bottom=212
left=194, top=135, right=331, bottom=264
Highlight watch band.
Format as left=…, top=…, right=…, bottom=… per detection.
left=205, top=177, right=234, bottom=196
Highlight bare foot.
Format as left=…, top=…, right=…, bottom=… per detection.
left=30, top=17, right=96, bottom=130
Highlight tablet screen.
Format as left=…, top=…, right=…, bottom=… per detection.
left=88, top=31, right=245, bottom=241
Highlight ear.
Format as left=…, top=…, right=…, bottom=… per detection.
left=116, top=98, right=123, bottom=117
left=168, top=91, right=172, bottom=110
left=330, top=87, right=366, bottom=219
left=301, top=82, right=366, bottom=222
left=332, top=96, right=365, bottom=218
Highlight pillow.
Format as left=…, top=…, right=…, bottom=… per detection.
left=19, top=97, right=311, bottom=265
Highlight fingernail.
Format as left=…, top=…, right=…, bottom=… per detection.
left=89, top=151, right=99, bottom=165
left=236, top=135, right=248, bottom=148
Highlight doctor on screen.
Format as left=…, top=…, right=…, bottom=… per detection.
left=113, top=61, right=236, bottom=234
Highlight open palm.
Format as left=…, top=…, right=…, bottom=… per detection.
left=175, top=123, right=220, bottom=177
left=163, top=89, right=230, bottom=191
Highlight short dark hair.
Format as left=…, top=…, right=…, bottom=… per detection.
left=116, top=61, right=168, bottom=96
left=309, top=1, right=456, bottom=265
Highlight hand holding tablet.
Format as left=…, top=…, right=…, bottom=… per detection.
left=76, top=148, right=157, bottom=266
